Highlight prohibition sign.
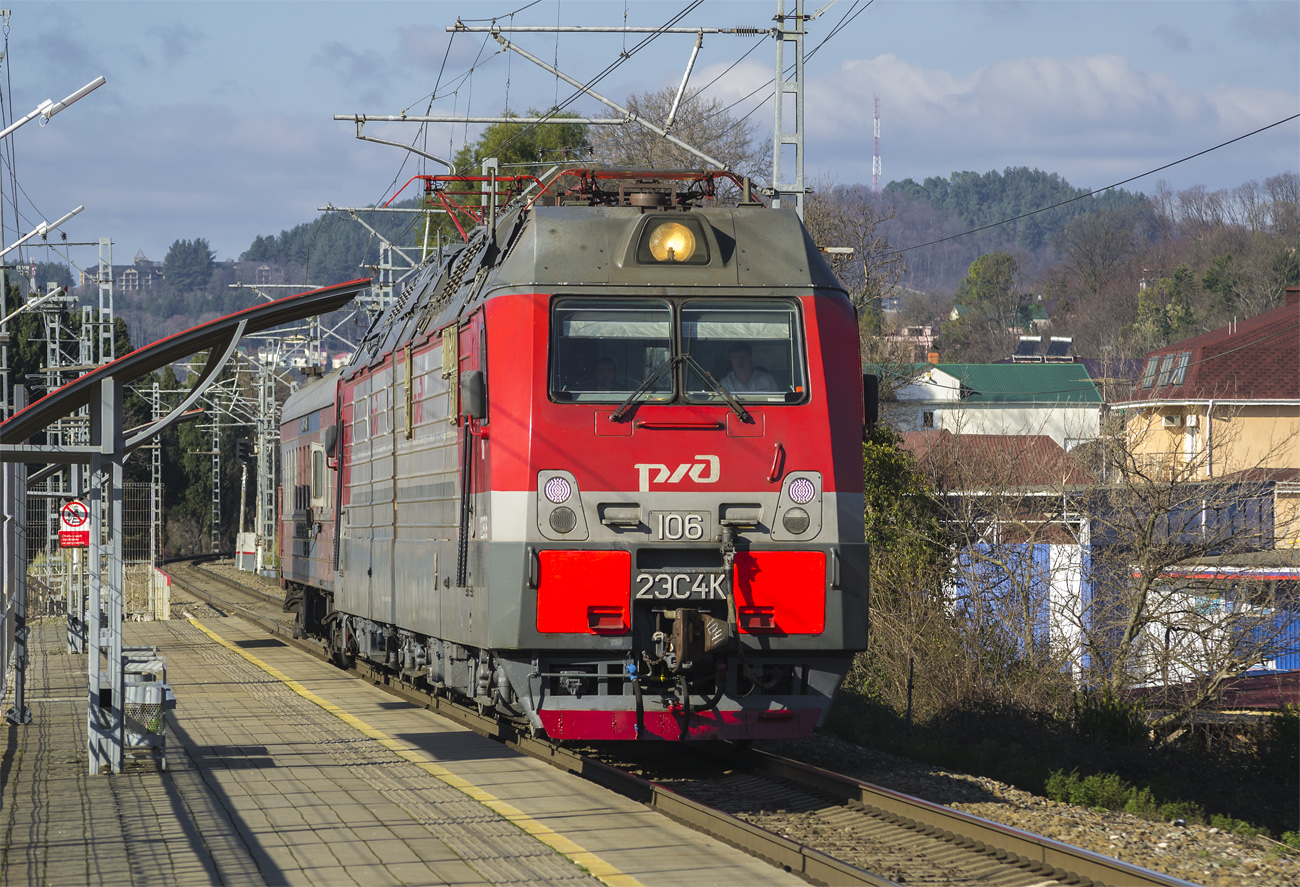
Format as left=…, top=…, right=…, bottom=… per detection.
left=60, top=499, right=90, bottom=548
left=61, top=499, right=88, bottom=527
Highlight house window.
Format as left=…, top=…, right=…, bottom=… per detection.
left=1169, top=352, right=1191, bottom=386
left=1141, top=357, right=1159, bottom=388
left=1156, top=353, right=1177, bottom=387
left=922, top=410, right=935, bottom=428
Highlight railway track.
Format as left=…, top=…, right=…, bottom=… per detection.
left=163, top=557, right=1197, bottom=887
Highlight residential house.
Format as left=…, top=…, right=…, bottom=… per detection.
left=901, top=430, right=1096, bottom=677
left=886, top=362, right=1104, bottom=450
left=77, top=253, right=283, bottom=292
left=78, top=251, right=162, bottom=291
left=1115, top=286, right=1300, bottom=687
left=880, top=325, right=937, bottom=363
left=1123, top=286, right=1300, bottom=542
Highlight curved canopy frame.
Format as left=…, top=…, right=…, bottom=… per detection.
left=0, top=277, right=369, bottom=457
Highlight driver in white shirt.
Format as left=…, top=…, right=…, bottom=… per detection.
left=719, top=342, right=777, bottom=392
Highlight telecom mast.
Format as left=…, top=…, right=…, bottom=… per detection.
left=872, top=95, right=881, bottom=194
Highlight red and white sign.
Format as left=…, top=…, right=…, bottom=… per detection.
left=59, top=499, right=90, bottom=548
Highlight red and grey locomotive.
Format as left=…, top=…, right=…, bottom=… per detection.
left=280, top=168, right=871, bottom=741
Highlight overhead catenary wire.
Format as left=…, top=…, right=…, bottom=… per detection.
left=486, top=1, right=704, bottom=161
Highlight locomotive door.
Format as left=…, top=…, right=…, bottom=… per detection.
left=445, top=310, right=490, bottom=646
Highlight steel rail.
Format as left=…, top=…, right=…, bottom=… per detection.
left=733, top=749, right=1200, bottom=887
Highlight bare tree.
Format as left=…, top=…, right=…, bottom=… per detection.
left=803, top=181, right=907, bottom=310
left=870, top=410, right=1297, bottom=730
left=587, top=87, right=770, bottom=184
left=905, top=429, right=1092, bottom=710
left=1078, top=411, right=1299, bottom=730
left=1051, top=205, right=1145, bottom=301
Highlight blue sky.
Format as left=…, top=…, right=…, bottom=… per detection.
left=4, top=0, right=1296, bottom=274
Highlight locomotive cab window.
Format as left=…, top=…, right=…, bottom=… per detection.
left=551, top=299, right=672, bottom=403
left=682, top=300, right=806, bottom=403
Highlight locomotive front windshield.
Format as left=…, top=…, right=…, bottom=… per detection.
left=550, top=297, right=806, bottom=403
left=551, top=299, right=673, bottom=403
left=682, top=300, right=805, bottom=403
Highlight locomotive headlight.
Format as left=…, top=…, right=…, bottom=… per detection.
left=782, top=507, right=811, bottom=535
left=538, top=469, right=588, bottom=540
left=788, top=477, right=816, bottom=505
left=549, top=506, right=578, bottom=534
left=647, top=222, right=696, bottom=262
left=544, top=476, right=572, bottom=504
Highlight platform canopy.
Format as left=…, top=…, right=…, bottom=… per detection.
left=0, top=277, right=368, bottom=452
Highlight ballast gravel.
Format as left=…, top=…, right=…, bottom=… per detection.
left=759, top=734, right=1299, bottom=887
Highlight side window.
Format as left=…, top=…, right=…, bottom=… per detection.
left=310, top=443, right=327, bottom=508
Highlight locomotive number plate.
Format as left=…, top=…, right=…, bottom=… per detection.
left=634, top=571, right=728, bottom=601
left=649, top=510, right=711, bottom=541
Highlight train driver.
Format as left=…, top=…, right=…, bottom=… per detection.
left=579, top=355, right=628, bottom=391
left=719, top=342, right=778, bottom=392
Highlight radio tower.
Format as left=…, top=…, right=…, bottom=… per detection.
left=872, top=94, right=882, bottom=194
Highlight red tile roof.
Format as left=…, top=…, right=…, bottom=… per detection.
left=899, top=429, right=1095, bottom=488
left=1130, top=286, right=1300, bottom=401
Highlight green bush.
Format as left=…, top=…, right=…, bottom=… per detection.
left=1255, top=705, right=1299, bottom=784
left=1075, top=689, right=1147, bottom=746
left=1123, top=787, right=1159, bottom=818
left=1281, top=831, right=1300, bottom=851
left=826, top=682, right=1297, bottom=838
left=1045, top=769, right=1134, bottom=810
left=1158, top=800, right=1205, bottom=824
left=1211, top=814, right=1265, bottom=838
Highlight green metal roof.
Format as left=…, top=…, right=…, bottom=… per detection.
left=938, top=363, right=1103, bottom=404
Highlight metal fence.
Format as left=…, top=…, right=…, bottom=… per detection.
left=25, top=481, right=161, bottom=621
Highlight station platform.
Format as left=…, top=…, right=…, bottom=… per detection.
left=0, top=615, right=803, bottom=887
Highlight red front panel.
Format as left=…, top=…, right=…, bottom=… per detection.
left=536, top=550, right=631, bottom=634
left=733, top=551, right=826, bottom=634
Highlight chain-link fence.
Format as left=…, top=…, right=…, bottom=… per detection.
left=26, top=481, right=162, bottom=620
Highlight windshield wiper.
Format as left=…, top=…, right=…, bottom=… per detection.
left=609, top=353, right=755, bottom=423
left=609, top=356, right=676, bottom=422
left=681, top=353, right=753, bottom=424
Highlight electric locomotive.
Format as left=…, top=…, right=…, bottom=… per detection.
left=281, top=168, right=871, bottom=741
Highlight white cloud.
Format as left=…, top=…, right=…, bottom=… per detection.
left=802, top=52, right=1297, bottom=190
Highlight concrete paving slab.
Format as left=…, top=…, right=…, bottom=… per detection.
left=0, top=615, right=806, bottom=887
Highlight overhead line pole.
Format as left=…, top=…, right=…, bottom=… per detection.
left=771, top=0, right=807, bottom=220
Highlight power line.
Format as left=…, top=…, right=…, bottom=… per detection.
left=889, top=113, right=1300, bottom=256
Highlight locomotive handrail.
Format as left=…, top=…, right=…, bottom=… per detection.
left=634, top=421, right=724, bottom=430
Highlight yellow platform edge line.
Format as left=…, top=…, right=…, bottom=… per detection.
left=186, top=617, right=644, bottom=887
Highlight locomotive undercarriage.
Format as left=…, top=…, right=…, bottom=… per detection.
left=294, top=581, right=846, bottom=740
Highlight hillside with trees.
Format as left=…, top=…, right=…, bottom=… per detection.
left=862, top=169, right=1298, bottom=364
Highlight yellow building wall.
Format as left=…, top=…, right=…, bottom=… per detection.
left=1126, top=405, right=1300, bottom=480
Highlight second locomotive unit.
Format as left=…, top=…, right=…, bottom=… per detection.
left=281, top=168, right=871, bottom=741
